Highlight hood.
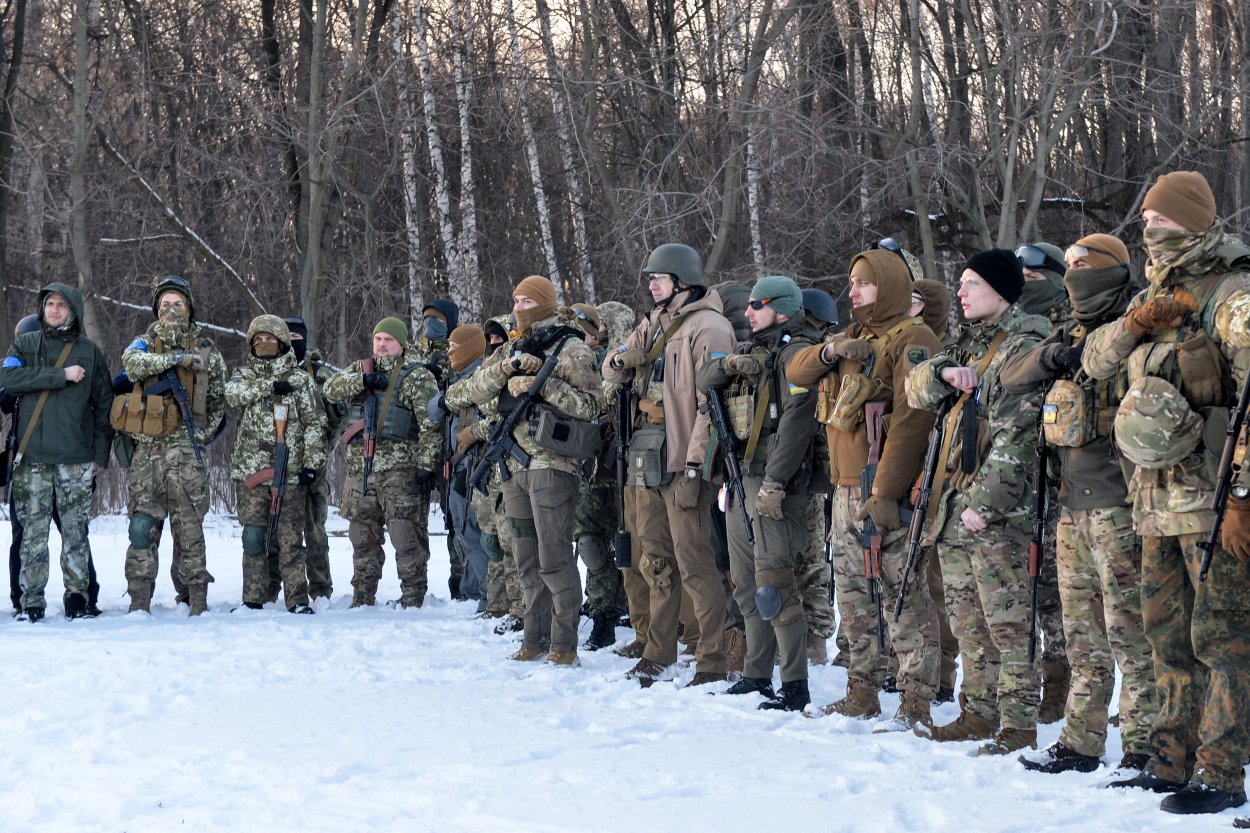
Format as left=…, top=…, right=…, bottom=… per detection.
left=912, top=278, right=951, bottom=339
left=849, top=249, right=912, bottom=329
left=596, top=301, right=636, bottom=350
left=710, top=280, right=752, bottom=342
left=423, top=298, right=460, bottom=331
left=672, top=287, right=725, bottom=320
left=38, top=282, right=85, bottom=336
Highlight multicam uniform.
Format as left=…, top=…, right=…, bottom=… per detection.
left=295, top=347, right=344, bottom=599
left=323, top=351, right=441, bottom=607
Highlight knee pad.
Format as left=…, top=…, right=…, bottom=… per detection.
left=242, top=524, right=267, bottom=557
left=507, top=516, right=537, bottom=540
left=388, top=519, right=417, bottom=554
left=755, top=568, right=803, bottom=626
left=639, top=554, right=675, bottom=590
left=481, top=532, right=504, bottom=562
left=128, top=513, right=159, bottom=549
left=577, top=535, right=609, bottom=572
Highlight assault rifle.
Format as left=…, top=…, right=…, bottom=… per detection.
left=704, top=387, right=755, bottom=545
left=241, top=402, right=291, bottom=555
left=1027, top=404, right=1048, bottom=663
left=144, top=366, right=203, bottom=463
left=1199, top=365, right=1250, bottom=581
left=895, top=396, right=951, bottom=622
left=361, top=359, right=379, bottom=494
left=469, top=341, right=569, bottom=494
left=862, top=401, right=888, bottom=654
left=613, top=381, right=633, bottom=568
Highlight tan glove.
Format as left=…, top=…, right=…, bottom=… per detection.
left=856, top=494, right=902, bottom=532
left=722, top=354, right=762, bottom=377
left=507, top=375, right=538, bottom=397
left=178, top=351, right=204, bottom=372
left=506, top=353, right=542, bottom=375
left=1176, top=331, right=1227, bottom=409
left=824, top=337, right=873, bottom=364
left=611, top=348, right=648, bottom=370
left=456, top=425, right=477, bottom=455
left=756, top=478, right=786, bottom=521
left=1124, top=297, right=1192, bottom=338
left=1221, top=498, right=1250, bottom=560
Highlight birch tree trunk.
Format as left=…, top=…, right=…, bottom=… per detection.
left=394, top=6, right=426, bottom=328
left=69, top=0, right=102, bottom=338
left=450, top=0, right=481, bottom=320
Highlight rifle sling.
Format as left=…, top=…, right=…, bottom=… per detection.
left=374, top=363, right=404, bottom=438
left=16, top=340, right=75, bottom=463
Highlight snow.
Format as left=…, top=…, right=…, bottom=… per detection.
left=3, top=509, right=1244, bottom=832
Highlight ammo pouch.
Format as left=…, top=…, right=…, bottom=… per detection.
left=828, top=374, right=888, bottom=434
left=527, top=404, right=602, bottom=460
left=947, top=414, right=991, bottom=492
left=109, top=387, right=181, bottom=439
left=626, top=425, right=673, bottom=489
left=1042, top=379, right=1109, bottom=448
left=726, top=394, right=753, bottom=441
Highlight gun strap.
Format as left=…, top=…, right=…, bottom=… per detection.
left=636, top=314, right=689, bottom=396
left=374, top=363, right=404, bottom=435
left=16, top=340, right=75, bottom=462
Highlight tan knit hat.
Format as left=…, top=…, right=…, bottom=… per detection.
left=448, top=325, right=486, bottom=372
left=512, top=275, right=558, bottom=331
left=1069, top=234, right=1129, bottom=269
left=1142, top=171, right=1216, bottom=232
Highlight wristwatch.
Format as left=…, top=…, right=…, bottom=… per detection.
left=685, top=467, right=700, bottom=480
left=1233, top=486, right=1250, bottom=500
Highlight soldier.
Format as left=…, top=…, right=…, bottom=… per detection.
left=789, top=252, right=942, bottom=729
left=417, top=298, right=461, bottom=598
left=120, top=276, right=227, bottom=615
left=225, top=315, right=327, bottom=613
left=603, top=244, right=734, bottom=686
left=323, top=317, right=440, bottom=608
left=905, top=249, right=1049, bottom=754
left=696, top=275, right=821, bottom=710
left=1, top=284, right=113, bottom=621
left=460, top=275, right=603, bottom=665
left=1001, top=233, right=1157, bottom=775
left=1086, top=172, right=1250, bottom=814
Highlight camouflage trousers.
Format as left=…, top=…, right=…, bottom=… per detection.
left=1037, top=510, right=1067, bottom=666
left=478, top=483, right=524, bottom=618
left=13, top=462, right=94, bottom=610
left=125, top=442, right=214, bottom=589
left=936, top=512, right=1039, bottom=730
left=575, top=478, right=628, bottom=620
left=1141, top=532, right=1250, bottom=793
left=237, top=480, right=309, bottom=609
left=265, top=471, right=332, bottom=600
left=1055, top=505, right=1156, bottom=758
left=830, top=485, right=939, bottom=699
left=927, top=545, right=960, bottom=693
left=341, top=467, right=431, bottom=606
left=797, top=493, right=835, bottom=640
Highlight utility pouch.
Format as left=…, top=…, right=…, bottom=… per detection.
left=528, top=404, right=603, bottom=460
left=726, top=394, right=753, bottom=441
left=815, top=375, right=838, bottom=425
left=110, top=387, right=181, bottom=438
left=626, top=425, right=672, bottom=489
left=828, top=374, right=886, bottom=433
left=1042, top=379, right=1102, bottom=448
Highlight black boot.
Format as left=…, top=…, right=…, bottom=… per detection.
left=1106, top=770, right=1184, bottom=793
left=759, top=679, right=811, bottom=712
left=449, top=575, right=464, bottom=601
left=583, top=615, right=616, bottom=651
left=1160, top=781, right=1247, bottom=815
left=725, top=677, right=775, bottom=698
left=64, top=593, right=87, bottom=621
left=18, top=606, right=44, bottom=623
left=1019, top=741, right=1101, bottom=774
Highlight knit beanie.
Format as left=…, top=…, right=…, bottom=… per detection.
left=1070, top=234, right=1129, bottom=270
left=373, top=316, right=409, bottom=347
left=1142, top=171, right=1216, bottom=232
left=964, top=248, right=1024, bottom=304
left=448, top=324, right=486, bottom=372
left=513, top=275, right=559, bottom=331
left=749, top=275, right=803, bottom=318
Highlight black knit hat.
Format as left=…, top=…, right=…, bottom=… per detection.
left=964, top=248, right=1024, bottom=304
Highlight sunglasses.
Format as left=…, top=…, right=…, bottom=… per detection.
left=1065, top=243, right=1124, bottom=265
left=747, top=298, right=772, bottom=310
left=868, top=237, right=916, bottom=281
left=1015, top=245, right=1066, bottom=274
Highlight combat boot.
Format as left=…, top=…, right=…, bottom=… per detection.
left=724, top=677, right=774, bottom=698
left=350, top=593, right=375, bottom=609
left=874, top=690, right=932, bottom=733
left=925, top=709, right=996, bottom=742
left=686, top=671, right=728, bottom=687
left=806, top=635, right=829, bottom=665
left=819, top=679, right=881, bottom=719
left=626, top=658, right=668, bottom=688
left=724, top=627, right=747, bottom=673
left=187, top=584, right=209, bottom=616
left=977, top=727, right=1037, bottom=756
left=127, top=580, right=152, bottom=614
left=1038, top=659, right=1070, bottom=724
left=493, top=614, right=524, bottom=634
left=1160, top=780, right=1247, bottom=815
left=17, top=606, right=44, bottom=622
left=545, top=649, right=580, bottom=667
left=511, top=645, right=547, bottom=662
left=1019, top=741, right=1101, bottom=774
left=64, top=593, right=87, bottom=621
left=759, top=679, right=810, bottom=712
left=583, top=615, right=616, bottom=651
left=614, top=638, right=647, bottom=659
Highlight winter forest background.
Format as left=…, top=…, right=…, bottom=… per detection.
left=0, top=0, right=1248, bottom=505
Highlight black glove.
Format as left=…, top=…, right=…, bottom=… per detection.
left=414, top=468, right=437, bottom=491
left=298, top=468, right=317, bottom=486
left=272, top=380, right=295, bottom=396
left=1055, top=343, right=1084, bottom=371
left=363, top=371, right=389, bottom=391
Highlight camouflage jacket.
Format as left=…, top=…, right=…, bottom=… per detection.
left=224, top=350, right=327, bottom=485
left=906, top=306, right=1050, bottom=537
left=458, top=309, right=603, bottom=476
left=122, top=320, right=227, bottom=448
left=323, top=352, right=441, bottom=475
left=1084, top=235, right=1250, bottom=536
left=302, top=349, right=347, bottom=442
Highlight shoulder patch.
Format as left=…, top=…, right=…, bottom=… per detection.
left=907, top=347, right=930, bottom=365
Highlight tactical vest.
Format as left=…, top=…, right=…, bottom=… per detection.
left=340, top=363, right=423, bottom=445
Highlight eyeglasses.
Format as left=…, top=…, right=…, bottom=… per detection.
left=1065, top=243, right=1124, bottom=265
left=747, top=298, right=772, bottom=311
left=868, top=237, right=916, bottom=281
left=1015, top=245, right=1066, bottom=274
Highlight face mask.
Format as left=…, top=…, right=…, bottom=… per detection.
left=159, top=307, right=190, bottom=329
left=425, top=318, right=449, bottom=341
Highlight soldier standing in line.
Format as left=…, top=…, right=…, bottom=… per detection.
left=460, top=276, right=603, bottom=665
left=1003, top=233, right=1157, bottom=776
left=603, top=244, right=734, bottom=686
left=789, top=252, right=941, bottom=729
left=1, top=285, right=113, bottom=621
left=225, top=315, right=327, bottom=613
left=121, top=277, right=227, bottom=616
left=417, top=298, right=463, bottom=599
left=323, top=317, right=441, bottom=608
left=1086, top=171, right=1250, bottom=815
left=905, top=250, right=1049, bottom=754
left=696, top=275, right=821, bottom=710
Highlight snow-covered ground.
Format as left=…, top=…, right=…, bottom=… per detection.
left=2, top=508, right=1244, bottom=832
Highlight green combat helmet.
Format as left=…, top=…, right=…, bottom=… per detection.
left=151, top=275, right=196, bottom=320
left=1114, top=376, right=1202, bottom=469
left=641, top=243, right=704, bottom=287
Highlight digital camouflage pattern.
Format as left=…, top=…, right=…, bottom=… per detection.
left=237, top=481, right=309, bottom=608
left=224, top=350, right=328, bottom=484
left=122, top=319, right=227, bottom=449
left=323, top=352, right=441, bottom=474
left=125, top=441, right=213, bottom=587
left=13, top=461, right=94, bottom=609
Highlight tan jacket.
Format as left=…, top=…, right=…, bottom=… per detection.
left=602, top=289, right=735, bottom=472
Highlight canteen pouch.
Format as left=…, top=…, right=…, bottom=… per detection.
left=627, top=425, right=673, bottom=489
left=528, top=404, right=603, bottom=460
left=1042, top=379, right=1099, bottom=448
left=726, top=394, right=754, bottom=441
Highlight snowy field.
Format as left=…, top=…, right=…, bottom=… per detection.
left=2, top=507, right=1245, bottom=833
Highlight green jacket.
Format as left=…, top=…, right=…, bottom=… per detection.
left=0, top=283, right=114, bottom=467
